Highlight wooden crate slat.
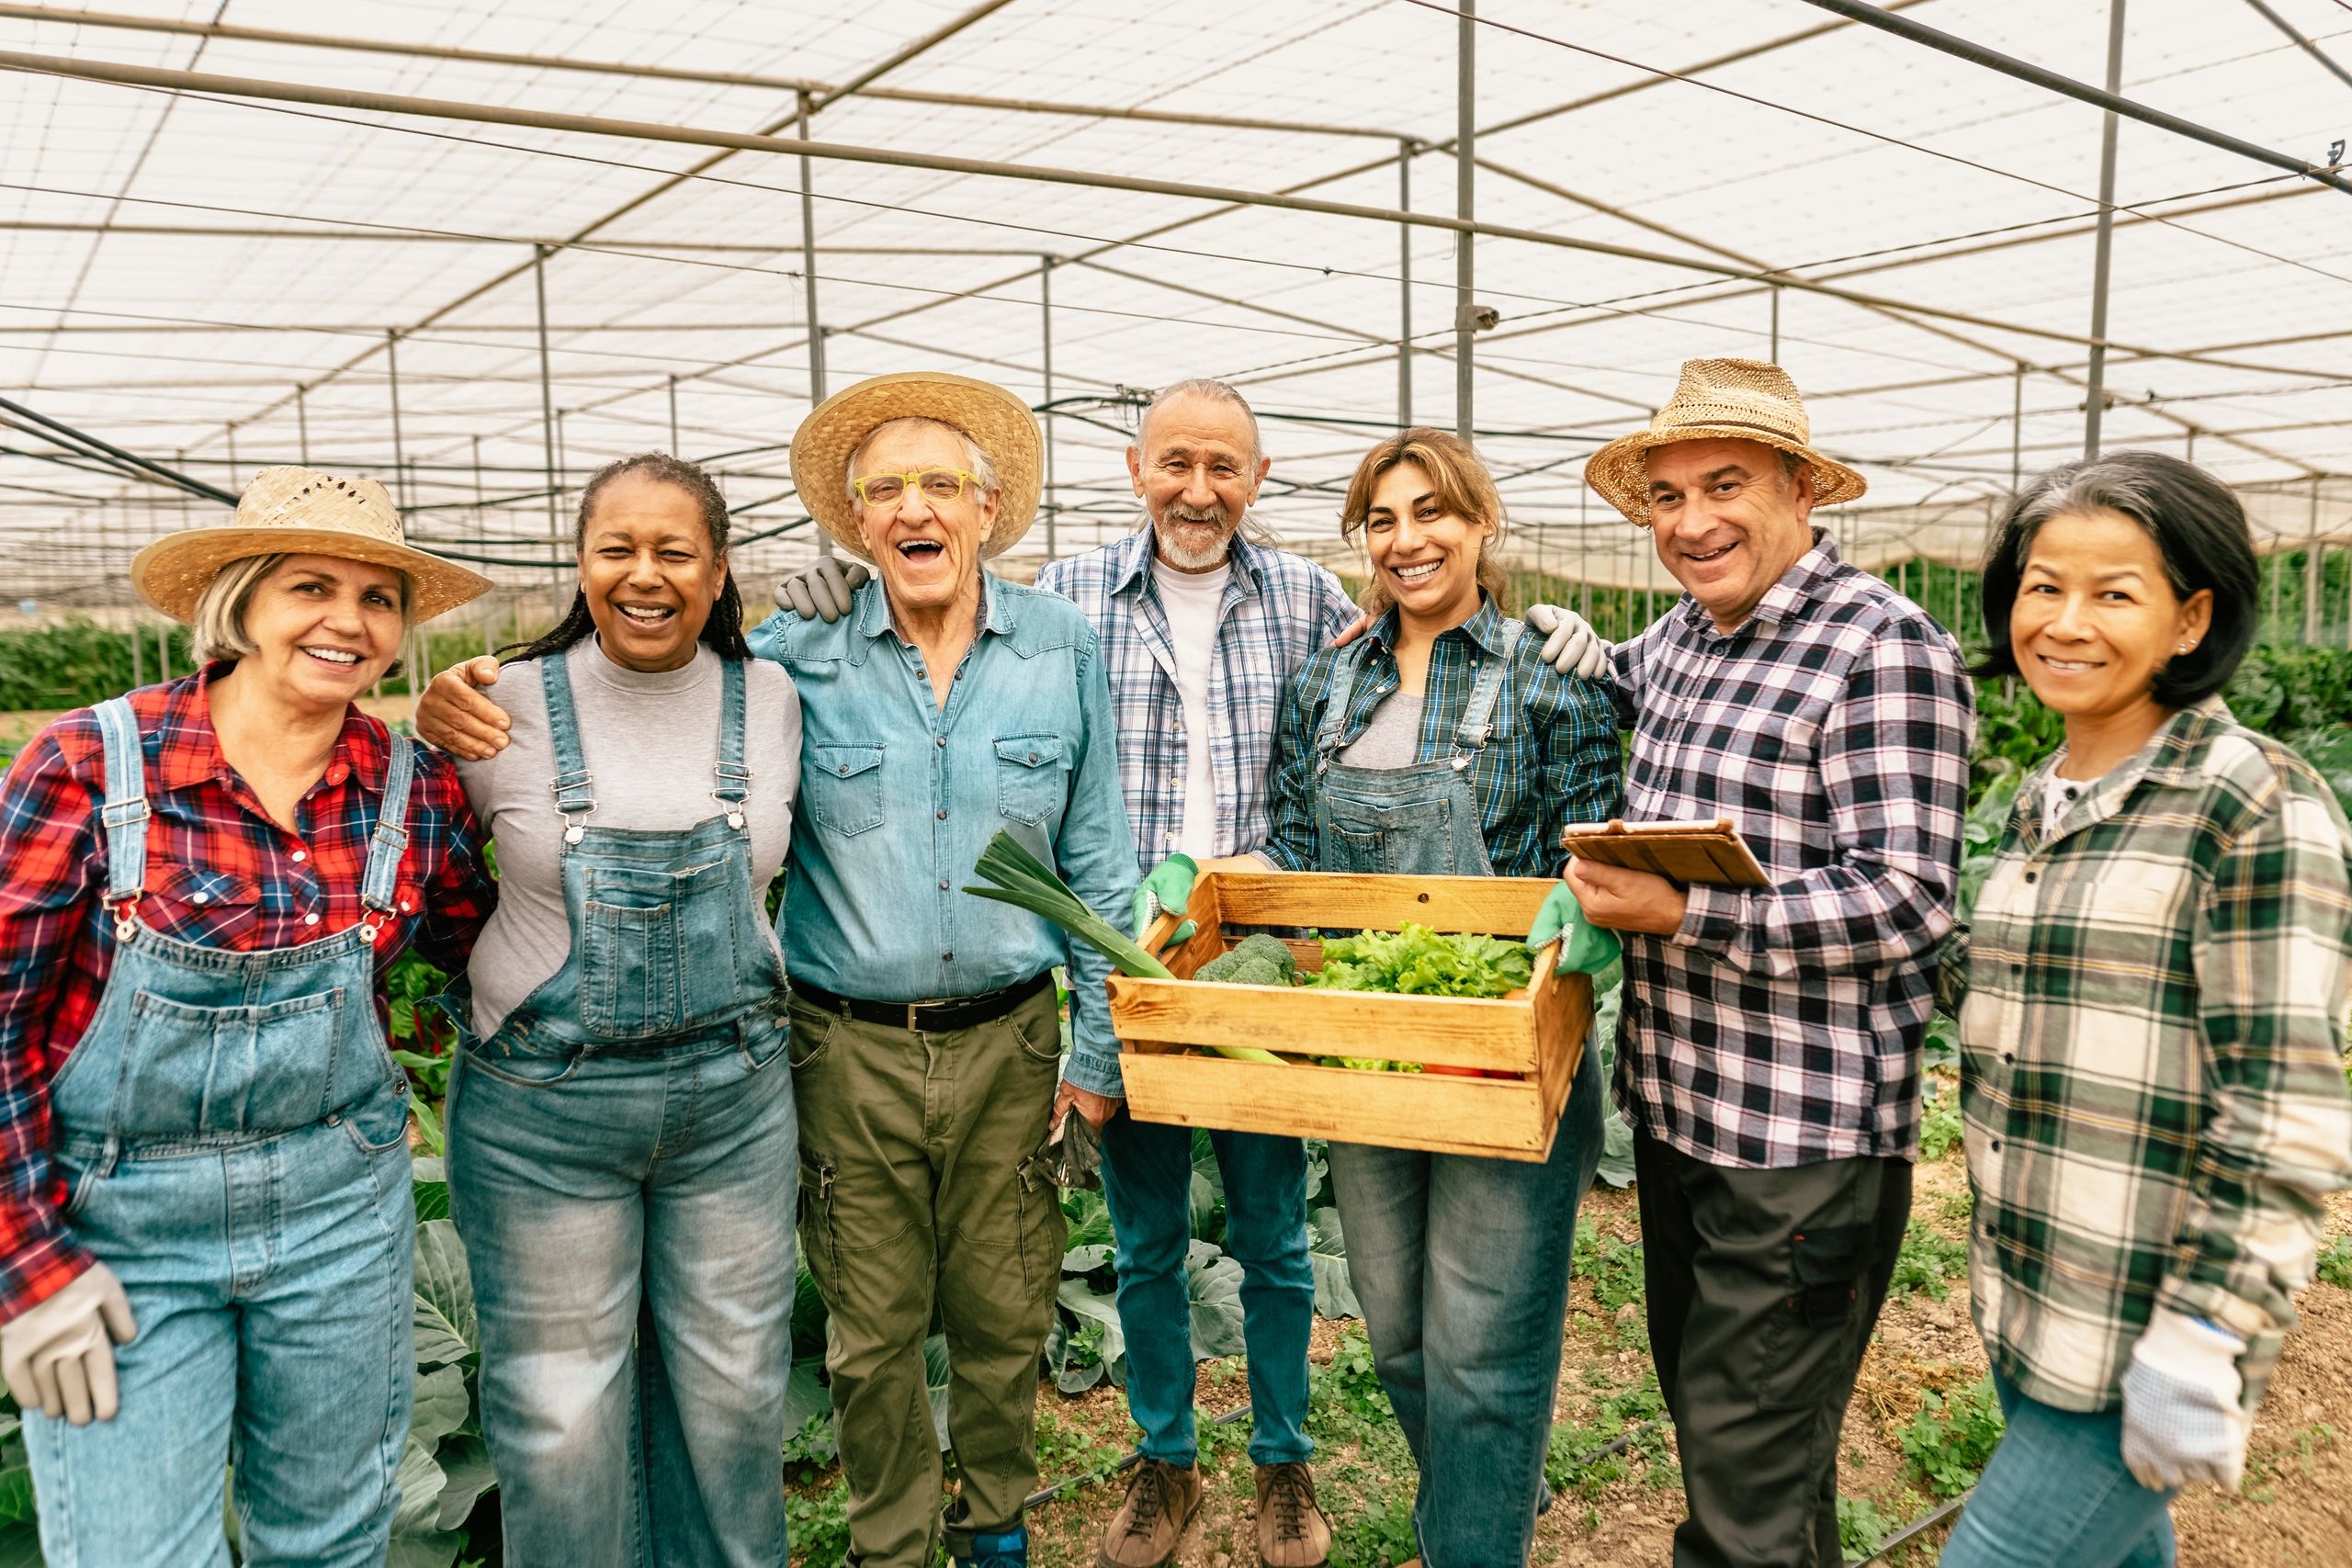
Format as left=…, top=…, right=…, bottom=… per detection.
left=1120, top=1052, right=1560, bottom=1161
left=1209, top=872, right=1555, bottom=934
left=1108, top=975, right=1543, bottom=1072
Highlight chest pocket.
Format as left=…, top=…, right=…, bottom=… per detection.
left=996, top=736, right=1068, bottom=828
left=582, top=858, right=747, bottom=1039
left=808, top=744, right=886, bottom=837
left=142, top=864, right=263, bottom=948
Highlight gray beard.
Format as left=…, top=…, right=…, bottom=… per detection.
left=1149, top=506, right=1237, bottom=571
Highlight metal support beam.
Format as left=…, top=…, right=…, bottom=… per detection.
left=1454, top=2, right=1476, bottom=443
left=1793, top=0, right=2352, bottom=196
left=668, top=375, right=679, bottom=455
left=2306, top=475, right=2325, bottom=645
left=797, top=89, right=831, bottom=558
left=2010, top=366, right=2024, bottom=492
left=1040, top=256, right=1057, bottom=561
left=1398, top=140, right=1414, bottom=429
left=533, top=244, right=562, bottom=598
left=385, top=329, right=405, bottom=504
left=2237, top=0, right=2352, bottom=94
left=2082, top=0, right=2127, bottom=457
left=295, top=382, right=308, bottom=464
left=1770, top=288, right=1781, bottom=361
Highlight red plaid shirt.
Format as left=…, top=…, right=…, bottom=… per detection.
left=0, top=667, right=494, bottom=1319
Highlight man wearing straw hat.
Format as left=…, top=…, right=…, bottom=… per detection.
left=1561, top=360, right=1973, bottom=1568
left=418, top=373, right=1136, bottom=1568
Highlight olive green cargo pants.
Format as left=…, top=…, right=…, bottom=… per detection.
left=788, top=987, right=1066, bottom=1567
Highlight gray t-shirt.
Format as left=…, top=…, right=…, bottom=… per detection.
left=455, top=637, right=802, bottom=1036
left=1340, top=688, right=1426, bottom=769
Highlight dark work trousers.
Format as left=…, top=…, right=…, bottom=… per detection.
left=1634, top=1131, right=1912, bottom=1568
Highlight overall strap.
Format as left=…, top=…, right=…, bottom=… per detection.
left=1312, top=641, right=1374, bottom=773
left=711, top=657, right=750, bottom=829
left=1449, top=621, right=1524, bottom=764
left=92, top=697, right=151, bottom=919
left=539, top=649, right=596, bottom=843
left=359, top=729, right=416, bottom=914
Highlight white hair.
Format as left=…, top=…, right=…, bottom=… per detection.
left=188, top=552, right=414, bottom=665
left=845, top=417, right=1000, bottom=502
left=1136, top=378, right=1263, bottom=468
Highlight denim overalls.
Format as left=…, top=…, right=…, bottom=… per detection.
left=444, top=649, right=797, bottom=1568
left=23, top=697, right=420, bottom=1568
left=1308, top=623, right=1607, bottom=1568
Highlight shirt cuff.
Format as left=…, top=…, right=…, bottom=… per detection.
left=1675, top=881, right=1747, bottom=954
left=0, top=1234, right=97, bottom=1325
left=1062, top=1042, right=1125, bottom=1099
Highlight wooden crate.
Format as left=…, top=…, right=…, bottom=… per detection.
left=1106, top=872, right=1593, bottom=1162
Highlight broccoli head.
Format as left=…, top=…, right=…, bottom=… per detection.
left=1193, top=932, right=1299, bottom=987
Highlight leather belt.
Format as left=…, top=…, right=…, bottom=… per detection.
left=789, top=970, right=1053, bottom=1034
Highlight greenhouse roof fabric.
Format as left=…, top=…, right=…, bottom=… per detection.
left=3, top=0, right=2349, bottom=608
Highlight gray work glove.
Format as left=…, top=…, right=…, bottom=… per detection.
left=2120, top=1307, right=2252, bottom=1492
left=1, top=1262, right=137, bottom=1426
left=775, top=558, right=870, bottom=623
left=1522, top=603, right=1611, bottom=680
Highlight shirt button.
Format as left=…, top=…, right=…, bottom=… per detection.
left=2022, top=872, right=2037, bottom=885
left=938, top=879, right=949, bottom=890
left=291, top=850, right=307, bottom=863
left=192, top=892, right=209, bottom=904
left=303, top=912, right=321, bottom=927
left=2010, top=963, right=2024, bottom=976
left=936, top=808, right=948, bottom=820
left=1989, top=1137, right=2002, bottom=1153
left=936, top=737, right=947, bottom=748
left=943, top=951, right=954, bottom=962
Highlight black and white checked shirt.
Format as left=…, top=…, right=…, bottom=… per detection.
left=1607, top=533, right=1974, bottom=1168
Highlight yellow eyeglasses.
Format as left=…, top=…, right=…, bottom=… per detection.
left=852, top=469, right=978, bottom=509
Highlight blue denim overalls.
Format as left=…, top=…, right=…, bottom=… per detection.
left=1309, top=622, right=1606, bottom=1568
left=445, top=648, right=797, bottom=1568
left=23, top=696, right=420, bottom=1568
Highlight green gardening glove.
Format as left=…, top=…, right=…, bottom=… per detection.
left=1132, top=853, right=1199, bottom=950
left=1527, top=879, right=1620, bottom=976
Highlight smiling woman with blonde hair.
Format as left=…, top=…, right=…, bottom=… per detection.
left=0, top=467, right=496, bottom=1565
left=1939, top=449, right=2352, bottom=1568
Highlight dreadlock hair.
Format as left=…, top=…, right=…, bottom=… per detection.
left=504, top=451, right=752, bottom=664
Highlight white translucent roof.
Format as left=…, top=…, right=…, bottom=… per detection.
left=4, top=0, right=2349, bottom=609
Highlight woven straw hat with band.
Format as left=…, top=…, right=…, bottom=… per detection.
left=131, top=466, right=493, bottom=624
left=790, top=371, right=1042, bottom=560
left=1585, top=357, right=1868, bottom=527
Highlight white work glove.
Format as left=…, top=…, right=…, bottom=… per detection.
left=1522, top=603, right=1611, bottom=681
left=2120, top=1306, right=2252, bottom=1492
left=775, top=558, right=870, bottom=623
left=0, top=1262, right=136, bottom=1426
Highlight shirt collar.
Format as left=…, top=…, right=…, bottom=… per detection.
left=1112, top=522, right=1266, bottom=597
left=1367, top=593, right=1509, bottom=657
left=860, top=570, right=1013, bottom=640
left=1677, top=527, right=1841, bottom=636
left=155, top=661, right=386, bottom=795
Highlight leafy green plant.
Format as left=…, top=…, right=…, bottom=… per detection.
left=1572, top=1220, right=1645, bottom=1314
left=1837, top=1494, right=1896, bottom=1558
left=1302, top=924, right=1532, bottom=998
left=1918, top=1085, right=1964, bottom=1163
left=1888, top=1221, right=1969, bottom=1303
left=1898, top=1377, right=2006, bottom=1497
left=2317, top=1234, right=2352, bottom=1290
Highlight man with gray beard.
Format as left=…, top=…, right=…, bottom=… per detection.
left=779, top=379, right=1607, bottom=1568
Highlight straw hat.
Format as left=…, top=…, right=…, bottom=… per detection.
left=1584, top=358, right=1868, bottom=526
left=790, top=371, right=1041, bottom=559
left=131, top=467, right=493, bottom=623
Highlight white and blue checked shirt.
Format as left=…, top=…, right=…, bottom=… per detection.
left=1036, top=527, right=1357, bottom=863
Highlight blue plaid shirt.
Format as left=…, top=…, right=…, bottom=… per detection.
left=1258, top=598, right=1623, bottom=878
left=1035, top=528, right=1357, bottom=863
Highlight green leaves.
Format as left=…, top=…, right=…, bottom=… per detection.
left=1301, top=923, right=1532, bottom=998
left=963, top=831, right=1173, bottom=980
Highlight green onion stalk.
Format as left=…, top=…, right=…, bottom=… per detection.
left=964, top=831, right=1283, bottom=1066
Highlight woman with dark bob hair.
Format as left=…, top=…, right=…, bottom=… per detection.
left=1938, top=450, right=2352, bottom=1568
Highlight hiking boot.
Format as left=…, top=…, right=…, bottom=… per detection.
left=956, top=1523, right=1029, bottom=1568
left=1096, top=1458, right=1202, bottom=1568
left=1254, top=1462, right=1332, bottom=1568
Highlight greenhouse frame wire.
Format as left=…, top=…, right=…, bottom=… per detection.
left=2, top=0, right=2349, bottom=623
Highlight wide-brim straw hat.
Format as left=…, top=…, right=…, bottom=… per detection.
left=131, top=466, right=494, bottom=623
left=1585, top=357, right=1868, bottom=526
left=790, top=371, right=1042, bottom=560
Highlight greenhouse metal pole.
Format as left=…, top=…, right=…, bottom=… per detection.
left=797, top=90, right=831, bottom=557
left=1398, top=140, right=1413, bottom=427
left=1770, top=288, right=1781, bottom=361
left=2306, top=476, right=2324, bottom=645
left=2010, top=367, right=2024, bottom=491
left=2082, top=0, right=2126, bottom=457
left=224, top=423, right=238, bottom=491
left=295, top=382, right=309, bottom=464
left=1040, top=256, right=1057, bottom=560
left=533, top=244, right=563, bottom=604
left=1454, top=1, right=1476, bottom=442
left=386, top=329, right=406, bottom=505
left=668, top=375, right=679, bottom=455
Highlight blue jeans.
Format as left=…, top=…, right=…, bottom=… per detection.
left=447, top=1017, right=797, bottom=1568
left=1098, top=1116, right=1314, bottom=1468
left=1327, top=1043, right=1604, bottom=1568
left=1939, top=1367, right=2177, bottom=1568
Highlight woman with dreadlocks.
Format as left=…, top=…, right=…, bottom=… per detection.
left=434, top=452, right=804, bottom=1568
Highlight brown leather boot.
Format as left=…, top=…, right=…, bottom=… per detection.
left=1096, top=1458, right=1202, bottom=1568
left=1253, top=1462, right=1332, bottom=1568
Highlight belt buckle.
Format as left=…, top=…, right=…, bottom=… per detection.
left=906, top=1002, right=921, bottom=1032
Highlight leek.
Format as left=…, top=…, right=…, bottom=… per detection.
left=964, top=831, right=1284, bottom=1066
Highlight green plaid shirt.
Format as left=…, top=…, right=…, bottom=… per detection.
left=1942, top=698, right=2352, bottom=1412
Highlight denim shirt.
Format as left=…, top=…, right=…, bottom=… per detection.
left=747, top=573, right=1141, bottom=1096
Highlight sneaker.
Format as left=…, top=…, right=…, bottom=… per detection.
left=1096, top=1458, right=1203, bottom=1568
left=957, top=1524, right=1029, bottom=1568
left=1253, top=1462, right=1332, bottom=1568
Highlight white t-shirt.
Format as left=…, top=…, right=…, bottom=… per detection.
left=1152, top=556, right=1232, bottom=859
